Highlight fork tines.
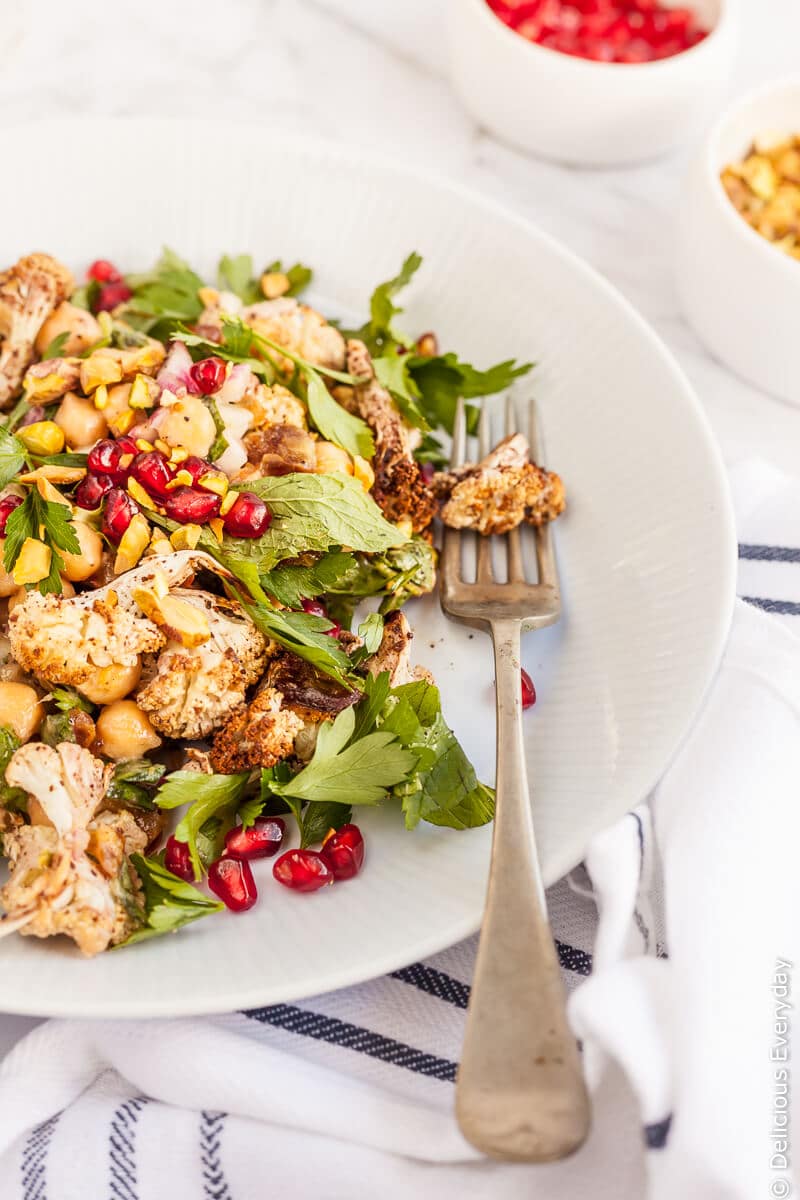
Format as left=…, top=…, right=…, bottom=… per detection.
left=439, top=395, right=560, bottom=629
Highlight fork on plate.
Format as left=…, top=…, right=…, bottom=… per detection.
left=440, top=395, right=590, bottom=1162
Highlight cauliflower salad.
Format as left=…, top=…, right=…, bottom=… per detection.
left=0, top=249, right=564, bottom=954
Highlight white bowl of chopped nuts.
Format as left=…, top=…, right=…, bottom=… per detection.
left=677, top=78, right=800, bottom=405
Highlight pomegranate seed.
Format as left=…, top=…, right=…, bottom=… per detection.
left=74, top=472, right=113, bottom=509
left=189, top=357, right=227, bottom=396
left=0, top=495, right=22, bottom=536
left=273, top=849, right=333, bottom=892
left=300, top=598, right=341, bottom=637
left=165, top=835, right=195, bottom=882
left=320, top=824, right=365, bottom=881
left=87, top=436, right=138, bottom=484
left=17, top=405, right=46, bottom=428
left=130, top=450, right=175, bottom=500
left=222, top=491, right=271, bottom=538
left=521, top=668, right=537, bottom=709
left=420, top=462, right=436, bottom=483
left=164, top=487, right=221, bottom=524
left=208, top=856, right=258, bottom=912
left=95, top=282, right=132, bottom=312
left=224, top=816, right=285, bottom=860
left=102, top=487, right=139, bottom=543
left=87, top=259, right=122, bottom=284
left=182, top=455, right=212, bottom=483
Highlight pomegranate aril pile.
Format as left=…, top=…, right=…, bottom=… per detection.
left=222, top=491, right=271, bottom=538
left=485, top=0, right=708, bottom=62
left=0, top=495, right=23, bottom=536
left=164, top=487, right=221, bottom=524
left=95, top=282, right=132, bottom=312
left=189, top=357, right=227, bottom=396
left=130, top=451, right=175, bottom=500
left=102, top=487, right=139, bottom=543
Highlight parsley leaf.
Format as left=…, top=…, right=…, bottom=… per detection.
left=349, top=613, right=384, bottom=666
left=0, top=726, right=28, bottom=813
left=352, top=252, right=422, bottom=352
left=372, top=347, right=430, bottom=431
left=305, top=369, right=374, bottom=459
left=51, top=686, right=93, bottom=714
left=271, top=706, right=416, bottom=806
left=3, top=489, right=81, bottom=595
left=0, top=426, right=27, bottom=490
left=381, top=680, right=495, bottom=830
left=408, top=352, right=533, bottom=435
left=71, top=280, right=100, bottom=312
left=243, top=601, right=356, bottom=688
left=118, top=854, right=223, bottom=947
left=154, top=770, right=250, bottom=880
left=217, top=253, right=262, bottom=304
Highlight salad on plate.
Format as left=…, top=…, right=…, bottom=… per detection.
left=0, top=248, right=564, bottom=955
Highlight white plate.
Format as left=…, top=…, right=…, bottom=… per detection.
left=0, top=118, right=736, bottom=1017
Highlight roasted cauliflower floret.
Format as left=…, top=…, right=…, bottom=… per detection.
left=8, top=589, right=165, bottom=690
left=0, top=253, right=74, bottom=408
left=136, top=591, right=271, bottom=740
left=209, top=686, right=304, bottom=773
left=242, top=297, right=346, bottom=372
left=241, top=382, right=307, bottom=431
left=242, top=423, right=317, bottom=476
left=434, top=432, right=566, bottom=536
left=0, top=742, right=143, bottom=957
left=365, top=611, right=432, bottom=687
left=346, top=339, right=436, bottom=533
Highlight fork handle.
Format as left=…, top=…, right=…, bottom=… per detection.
left=455, top=619, right=590, bottom=1162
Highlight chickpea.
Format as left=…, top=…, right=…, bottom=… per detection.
left=314, top=441, right=354, bottom=475
left=34, top=303, right=102, bottom=358
left=80, top=659, right=141, bottom=705
left=0, top=682, right=44, bottom=741
left=54, top=391, right=108, bottom=450
left=60, top=521, right=104, bottom=583
left=95, top=699, right=161, bottom=761
left=0, top=542, right=18, bottom=598
left=158, top=396, right=216, bottom=458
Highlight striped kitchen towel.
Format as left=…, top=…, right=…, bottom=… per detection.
left=0, top=457, right=797, bottom=1200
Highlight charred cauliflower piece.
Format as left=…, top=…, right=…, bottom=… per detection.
left=241, top=382, right=307, bottom=431
left=136, top=591, right=271, bottom=740
left=0, top=253, right=74, bottom=408
left=208, top=685, right=304, bottom=773
left=364, top=610, right=432, bottom=687
left=242, top=298, right=346, bottom=372
left=434, top=433, right=566, bottom=536
left=0, top=742, right=145, bottom=957
left=346, top=339, right=436, bottom=533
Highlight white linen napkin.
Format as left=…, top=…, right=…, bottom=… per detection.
left=0, top=458, right=797, bottom=1200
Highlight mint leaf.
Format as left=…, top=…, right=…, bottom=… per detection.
left=241, top=472, right=407, bottom=570
left=107, top=758, right=167, bottom=811
left=305, top=369, right=374, bottom=459
left=125, top=248, right=204, bottom=332
left=0, top=426, right=27, bottom=490
left=217, top=253, right=261, bottom=304
left=118, top=855, right=223, bottom=947
left=243, top=601, right=356, bottom=688
left=51, top=686, right=93, bottom=714
left=154, top=770, right=250, bottom=879
left=261, top=551, right=357, bottom=609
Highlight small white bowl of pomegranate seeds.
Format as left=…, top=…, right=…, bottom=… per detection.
left=446, top=0, right=738, bottom=166
left=677, top=78, right=800, bottom=406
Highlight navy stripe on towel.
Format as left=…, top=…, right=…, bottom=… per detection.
left=109, top=1097, right=147, bottom=1200
left=21, top=1113, right=60, bottom=1200
left=644, top=1113, right=673, bottom=1149
left=739, top=544, right=800, bottom=563
left=743, top=596, right=800, bottom=616
left=244, top=1004, right=458, bottom=1081
left=200, top=1112, right=231, bottom=1200
left=391, top=963, right=470, bottom=1008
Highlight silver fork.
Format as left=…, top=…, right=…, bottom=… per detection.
left=441, top=395, right=590, bottom=1163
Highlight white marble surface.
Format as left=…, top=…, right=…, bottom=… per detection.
left=0, top=0, right=795, bottom=1051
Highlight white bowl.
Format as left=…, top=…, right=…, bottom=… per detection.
left=446, top=0, right=737, bottom=167
left=677, top=78, right=800, bottom=405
